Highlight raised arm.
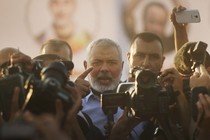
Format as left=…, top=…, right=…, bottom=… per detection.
left=170, top=6, right=189, bottom=51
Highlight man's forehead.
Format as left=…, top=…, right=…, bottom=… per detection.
left=90, top=54, right=121, bottom=61
left=132, top=39, right=163, bottom=54
left=90, top=45, right=120, bottom=57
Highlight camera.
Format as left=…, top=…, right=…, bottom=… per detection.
left=101, top=67, right=177, bottom=120
left=0, top=60, right=74, bottom=120
left=24, top=61, right=74, bottom=115
left=0, top=62, right=29, bottom=121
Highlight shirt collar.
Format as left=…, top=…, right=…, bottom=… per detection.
left=84, top=90, right=100, bottom=104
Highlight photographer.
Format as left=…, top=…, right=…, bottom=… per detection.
left=0, top=47, right=88, bottom=139
left=40, top=39, right=73, bottom=62
left=34, top=39, right=74, bottom=78
left=35, top=39, right=92, bottom=98
left=110, top=32, right=190, bottom=140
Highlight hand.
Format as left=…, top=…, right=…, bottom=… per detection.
left=190, top=65, right=210, bottom=89
left=53, top=85, right=85, bottom=140
left=195, top=94, right=210, bottom=139
left=55, top=85, right=82, bottom=123
left=170, top=5, right=187, bottom=27
left=64, top=85, right=86, bottom=140
left=170, top=5, right=189, bottom=51
left=23, top=112, right=69, bottom=140
left=159, top=67, right=183, bottom=92
left=196, top=94, right=210, bottom=129
left=109, top=108, right=141, bottom=140
left=65, top=85, right=82, bottom=123
left=159, top=68, right=190, bottom=129
left=74, top=67, right=93, bottom=97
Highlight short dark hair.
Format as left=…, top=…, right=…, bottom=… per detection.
left=131, top=32, right=164, bottom=53
left=41, top=39, right=73, bottom=60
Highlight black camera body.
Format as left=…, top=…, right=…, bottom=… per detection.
left=0, top=63, right=28, bottom=121
left=130, top=85, right=170, bottom=119
left=24, top=62, right=73, bottom=115
left=0, top=61, right=74, bottom=120
left=0, top=74, right=26, bottom=121
left=101, top=68, right=176, bottom=120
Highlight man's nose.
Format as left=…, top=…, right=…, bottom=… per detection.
left=142, top=56, right=150, bottom=69
left=100, top=62, right=109, bottom=72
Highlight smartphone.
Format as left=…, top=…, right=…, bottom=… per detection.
left=175, top=9, right=201, bottom=23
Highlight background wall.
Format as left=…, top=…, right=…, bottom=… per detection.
left=0, top=0, right=210, bottom=80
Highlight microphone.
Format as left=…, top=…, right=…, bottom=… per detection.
left=174, top=41, right=208, bottom=76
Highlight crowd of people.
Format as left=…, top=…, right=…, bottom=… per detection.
left=0, top=5, right=210, bottom=140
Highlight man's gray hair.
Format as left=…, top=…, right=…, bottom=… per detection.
left=86, top=38, right=122, bottom=61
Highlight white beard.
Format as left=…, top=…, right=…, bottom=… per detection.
left=88, top=73, right=121, bottom=93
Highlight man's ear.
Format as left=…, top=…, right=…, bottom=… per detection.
left=162, top=56, right=165, bottom=66
left=127, top=52, right=131, bottom=67
left=84, top=60, right=87, bottom=70
left=122, top=61, right=124, bottom=69
left=127, top=52, right=130, bottom=61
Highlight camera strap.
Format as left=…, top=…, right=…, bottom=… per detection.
left=78, top=111, right=105, bottom=140
left=21, top=85, right=33, bottom=111
left=78, top=111, right=91, bottom=127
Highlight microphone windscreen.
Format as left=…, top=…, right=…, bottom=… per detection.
left=174, top=42, right=197, bottom=76
left=174, top=41, right=209, bottom=76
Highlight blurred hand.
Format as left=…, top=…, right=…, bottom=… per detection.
left=55, top=85, right=82, bottom=123
left=196, top=94, right=210, bottom=128
left=195, top=94, right=210, bottom=139
left=109, top=108, right=141, bottom=140
left=75, top=67, right=93, bottom=97
left=170, top=5, right=187, bottom=27
left=65, top=85, right=86, bottom=140
left=23, top=112, right=69, bottom=140
left=65, top=85, right=82, bottom=123
left=54, top=85, right=85, bottom=140
left=190, top=64, right=210, bottom=89
left=159, top=67, right=183, bottom=92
